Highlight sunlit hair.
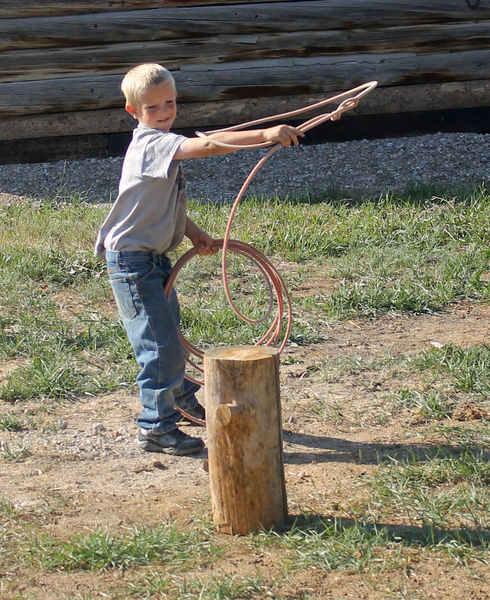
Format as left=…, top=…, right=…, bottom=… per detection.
left=121, top=63, right=175, bottom=108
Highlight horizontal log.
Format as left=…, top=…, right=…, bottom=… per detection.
left=0, top=5, right=335, bottom=52
left=2, top=1, right=490, bottom=51
left=3, top=22, right=489, bottom=83
left=1, top=51, right=489, bottom=117
left=0, top=0, right=295, bottom=19
left=0, top=109, right=133, bottom=141
left=0, top=80, right=488, bottom=142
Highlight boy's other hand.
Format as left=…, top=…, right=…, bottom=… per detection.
left=264, top=125, right=304, bottom=147
left=185, top=218, right=219, bottom=255
left=197, top=240, right=219, bottom=256
left=193, top=231, right=219, bottom=256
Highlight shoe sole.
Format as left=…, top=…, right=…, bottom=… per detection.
left=138, top=439, right=204, bottom=456
left=177, top=416, right=206, bottom=427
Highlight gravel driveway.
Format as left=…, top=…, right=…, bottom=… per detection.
left=0, top=132, right=488, bottom=205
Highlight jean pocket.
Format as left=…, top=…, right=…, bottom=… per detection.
left=110, top=278, right=138, bottom=321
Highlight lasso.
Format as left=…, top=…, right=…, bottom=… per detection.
left=166, top=81, right=378, bottom=385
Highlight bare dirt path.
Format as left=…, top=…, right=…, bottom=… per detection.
left=1, top=301, right=488, bottom=599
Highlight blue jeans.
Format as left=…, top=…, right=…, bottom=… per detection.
left=105, top=250, right=200, bottom=433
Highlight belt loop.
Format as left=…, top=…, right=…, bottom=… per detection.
left=154, top=252, right=167, bottom=266
left=105, top=249, right=121, bottom=267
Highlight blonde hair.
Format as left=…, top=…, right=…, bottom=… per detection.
left=121, top=63, right=175, bottom=108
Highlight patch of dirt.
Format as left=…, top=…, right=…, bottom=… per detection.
left=0, top=301, right=489, bottom=599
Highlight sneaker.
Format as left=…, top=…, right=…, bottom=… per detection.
left=176, top=403, right=206, bottom=427
left=137, top=427, right=204, bottom=455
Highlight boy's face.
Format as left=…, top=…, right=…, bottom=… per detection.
left=126, top=80, right=177, bottom=131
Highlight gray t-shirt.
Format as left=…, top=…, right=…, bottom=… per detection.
left=95, top=124, right=187, bottom=258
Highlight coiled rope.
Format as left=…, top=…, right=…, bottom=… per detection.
left=166, top=81, right=378, bottom=386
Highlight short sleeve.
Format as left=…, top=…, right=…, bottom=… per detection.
left=141, top=132, right=187, bottom=178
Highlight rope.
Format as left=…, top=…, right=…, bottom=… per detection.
left=165, top=237, right=292, bottom=387
left=166, top=80, right=378, bottom=388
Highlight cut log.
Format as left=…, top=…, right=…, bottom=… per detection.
left=1, top=79, right=488, bottom=141
left=2, top=50, right=489, bottom=116
left=2, top=2, right=489, bottom=48
left=3, top=22, right=489, bottom=83
left=205, top=346, right=287, bottom=535
left=0, top=0, right=488, bottom=148
left=0, top=0, right=294, bottom=19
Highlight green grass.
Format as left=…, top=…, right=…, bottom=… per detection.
left=185, top=187, right=489, bottom=340
left=389, top=389, right=454, bottom=420
left=272, top=518, right=386, bottom=573
left=432, top=423, right=490, bottom=449
left=412, top=344, right=490, bottom=397
left=0, top=185, right=489, bottom=598
left=20, top=521, right=219, bottom=571
left=0, top=412, right=23, bottom=431
left=0, top=187, right=488, bottom=402
left=362, top=450, right=489, bottom=546
left=124, top=571, right=276, bottom=600
left=311, top=342, right=488, bottom=429
left=0, top=440, right=31, bottom=462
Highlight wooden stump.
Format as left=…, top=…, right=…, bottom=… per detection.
left=204, top=345, right=287, bottom=535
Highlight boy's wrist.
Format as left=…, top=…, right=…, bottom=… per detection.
left=187, top=228, right=206, bottom=245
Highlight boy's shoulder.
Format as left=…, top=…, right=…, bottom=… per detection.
left=133, top=124, right=183, bottom=143
left=133, top=125, right=186, bottom=150
left=124, top=125, right=188, bottom=178
left=129, top=125, right=187, bottom=157
left=125, top=125, right=168, bottom=152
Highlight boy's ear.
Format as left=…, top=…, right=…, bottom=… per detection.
left=125, top=104, right=138, bottom=119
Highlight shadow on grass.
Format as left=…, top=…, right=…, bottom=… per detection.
left=291, top=181, right=488, bottom=207
left=277, top=513, right=489, bottom=549
left=282, top=430, right=490, bottom=465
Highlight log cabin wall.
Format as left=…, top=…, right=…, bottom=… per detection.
left=0, top=0, right=489, bottom=163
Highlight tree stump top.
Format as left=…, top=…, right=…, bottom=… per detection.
left=205, top=345, right=278, bottom=361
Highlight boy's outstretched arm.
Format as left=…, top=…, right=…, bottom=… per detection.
left=175, top=124, right=303, bottom=160
left=185, top=217, right=219, bottom=255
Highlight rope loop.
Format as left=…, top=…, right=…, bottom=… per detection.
left=165, top=238, right=291, bottom=385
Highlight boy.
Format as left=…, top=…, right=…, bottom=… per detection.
left=95, top=63, right=302, bottom=455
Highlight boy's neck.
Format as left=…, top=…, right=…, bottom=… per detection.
left=138, top=121, right=171, bottom=132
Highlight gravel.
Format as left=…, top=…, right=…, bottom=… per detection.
left=0, top=132, right=488, bottom=205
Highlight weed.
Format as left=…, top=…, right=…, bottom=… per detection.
left=21, top=521, right=220, bottom=571
left=412, top=344, right=490, bottom=397
left=364, top=450, right=490, bottom=539
left=251, top=517, right=389, bottom=574
left=0, top=413, right=23, bottom=431
left=432, top=424, right=490, bottom=449
left=0, top=441, right=30, bottom=462
left=390, top=389, right=453, bottom=420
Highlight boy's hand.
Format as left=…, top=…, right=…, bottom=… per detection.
left=185, top=217, right=219, bottom=255
left=194, top=231, right=219, bottom=256
left=264, top=125, right=304, bottom=147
